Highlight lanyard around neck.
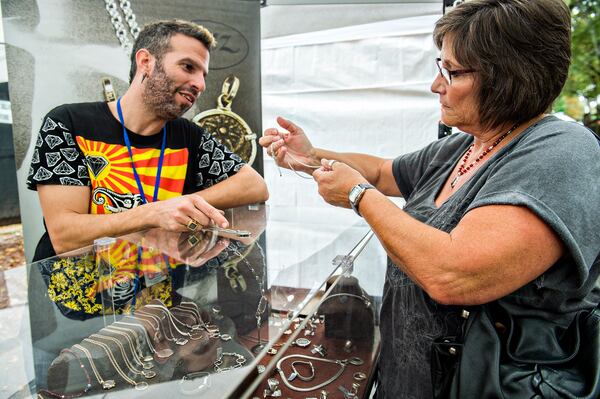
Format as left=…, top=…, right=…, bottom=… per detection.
left=116, top=97, right=166, bottom=204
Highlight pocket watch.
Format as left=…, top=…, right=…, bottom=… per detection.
left=192, top=75, right=257, bottom=165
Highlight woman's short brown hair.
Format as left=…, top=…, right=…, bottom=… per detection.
left=433, top=0, right=571, bottom=130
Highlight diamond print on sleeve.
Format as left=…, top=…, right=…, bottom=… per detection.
left=216, top=174, right=228, bottom=183
left=60, top=147, right=79, bottom=161
left=222, top=160, right=234, bottom=173
left=31, top=149, right=40, bottom=164
left=27, top=111, right=89, bottom=190
left=78, top=165, right=89, bottom=179
left=45, top=152, right=62, bottom=167
left=33, top=167, right=53, bottom=181
left=41, top=117, right=58, bottom=132
left=59, top=177, right=84, bottom=186
left=53, top=161, right=76, bottom=175
left=63, top=131, right=75, bottom=146
left=213, top=148, right=224, bottom=160
left=45, top=134, right=64, bottom=149
left=202, top=140, right=214, bottom=152
left=208, top=161, right=221, bottom=175
left=199, top=153, right=210, bottom=168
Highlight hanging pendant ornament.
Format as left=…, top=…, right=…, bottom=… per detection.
left=105, top=0, right=140, bottom=54
left=192, top=76, right=258, bottom=165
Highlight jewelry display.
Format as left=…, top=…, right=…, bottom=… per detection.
left=72, top=344, right=116, bottom=390
left=348, top=357, right=364, bottom=366
left=38, top=349, right=92, bottom=398
left=213, top=351, right=247, bottom=373
left=101, top=77, right=117, bottom=102
left=145, top=303, right=206, bottom=342
left=293, top=338, right=311, bottom=348
left=104, top=326, right=154, bottom=366
left=276, top=354, right=353, bottom=392
left=89, top=334, right=156, bottom=379
left=114, top=320, right=174, bottom=359
left=83, top=338, right=149, bottom=391
left=264, top=378, right=282, bottom=398
left=288, top=360, right=315, bottom=382
left=338, top=384, right=357, bottom=399
left=104, top=0, right=140, bottom=54
left=179, top=371, right=210, bottom=396
left=137, top=309, right=188, bottom=346
left=192, top=75, right=258, bottom=164
left=128, top=312, right=162, bottom=340
left=353, top=372, right=367, bottom=381
left=311, top=344, right=327, bottom=357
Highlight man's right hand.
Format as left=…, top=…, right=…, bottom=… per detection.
left=260, top=116, right=319, bottom=174
left=147, top=193, right=229, bottom=232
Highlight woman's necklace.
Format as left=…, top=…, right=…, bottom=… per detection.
left=450, top=124, right=519, bottom=189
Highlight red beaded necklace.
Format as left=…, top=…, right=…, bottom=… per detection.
left=450, top=124, right=519, bottom=189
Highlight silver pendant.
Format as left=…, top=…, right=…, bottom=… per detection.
left=135, top=382, right=149, bottom=391
left=102, top=380, right=116, bottom=390
left=156, top=348, right=174, bottom=358
left=175, top=338, right=189, bottom=346
left=143, top=370, right=157, bottom=379
left=142, top=355, right=154, bottom=363
left=450, top=175, right=460, bottom=188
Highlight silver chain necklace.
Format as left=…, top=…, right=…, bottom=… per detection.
left=104, top=0, right=140, bottom=54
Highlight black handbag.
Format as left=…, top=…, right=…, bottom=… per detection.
left=318, top=275, right=375, bottom=340
left=431, top=302, right=600, bottom=399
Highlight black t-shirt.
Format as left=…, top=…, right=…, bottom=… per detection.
left=27, top=101, right=245, bottom=258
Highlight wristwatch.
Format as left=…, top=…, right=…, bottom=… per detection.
left=348, top=183, right=375, bottom=216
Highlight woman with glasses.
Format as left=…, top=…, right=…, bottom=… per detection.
left=261, top=0, right=599, bottom=398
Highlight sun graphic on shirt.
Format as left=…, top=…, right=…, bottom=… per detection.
left=76, top=137, right=189, bottom=203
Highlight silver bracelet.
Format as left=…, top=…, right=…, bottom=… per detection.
left=276, top=354, right=348, bottom=392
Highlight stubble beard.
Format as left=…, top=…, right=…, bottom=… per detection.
left=142, top=62, right=191, bottom=121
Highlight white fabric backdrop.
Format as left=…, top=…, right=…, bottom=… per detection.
left=260, top=4, right=443, bottom=289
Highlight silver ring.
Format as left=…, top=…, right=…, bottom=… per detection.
left=353, top=372, right=367, bottom=381
left=327, top=159, right=337, bottom=168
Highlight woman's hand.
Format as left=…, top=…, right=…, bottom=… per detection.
left=312, top=159, right=368, bottom=208
left=260, top=116, right=320, bottom=174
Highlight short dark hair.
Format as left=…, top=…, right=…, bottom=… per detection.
left=129, top=19, right=215, bottom=83
left=433, top=0, right=571, bottom=130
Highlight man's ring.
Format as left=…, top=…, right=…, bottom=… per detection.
left=328, top=159, right=337, bottom=168
left=187, top=219, right=200, bottom=232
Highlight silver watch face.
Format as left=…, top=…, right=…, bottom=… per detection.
left=349, top=185, right=363, bottom=204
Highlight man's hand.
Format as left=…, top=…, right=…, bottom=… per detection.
left=260, top=116, right=320, bottom=174
left=147, top=194, right=229, bottom=232
left=312, top=159, right=368, bottom=208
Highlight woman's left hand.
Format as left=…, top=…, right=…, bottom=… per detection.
left=312, top=159, right=368, bottom=208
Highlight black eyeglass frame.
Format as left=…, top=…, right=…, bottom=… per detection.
left=435, top=58, right=476, bottom=85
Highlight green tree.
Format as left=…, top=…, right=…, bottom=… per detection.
left=556, top=0, right=600, bottom=134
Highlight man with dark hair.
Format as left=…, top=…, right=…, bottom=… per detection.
left=27, top=19, right=268, bottom=260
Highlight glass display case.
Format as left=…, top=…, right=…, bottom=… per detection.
left=3, top=204, right=386, bottom=399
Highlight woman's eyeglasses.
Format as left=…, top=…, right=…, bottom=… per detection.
left=435, top=58, right=476, bottom=85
